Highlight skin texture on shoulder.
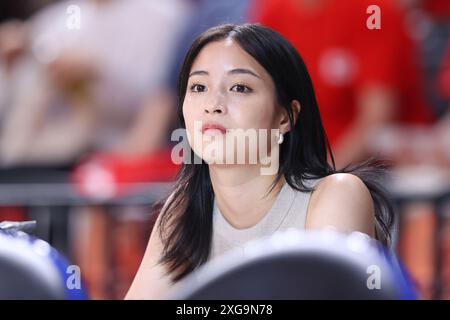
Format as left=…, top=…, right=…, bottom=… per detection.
left=305, top=173, right=376, bottom=237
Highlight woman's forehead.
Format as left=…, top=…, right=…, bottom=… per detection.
left=190, top=39, right=270, bottom=81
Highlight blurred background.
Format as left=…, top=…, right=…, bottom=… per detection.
left=0, top=0, right=448, bottom=299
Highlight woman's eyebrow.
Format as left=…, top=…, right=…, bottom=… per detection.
left=188, top=68, right=262, bottom=79
left=228, top=68, right=261, bottom=79
left=189, top=70, right=208, bottom=77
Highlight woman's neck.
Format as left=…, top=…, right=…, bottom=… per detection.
left=209, top=164, right=285, bottom=229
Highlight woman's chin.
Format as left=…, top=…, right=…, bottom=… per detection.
left=201, top=155, right=228, bottom=165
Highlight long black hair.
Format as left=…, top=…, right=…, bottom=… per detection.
left=157, top=23, right=395, bottom=282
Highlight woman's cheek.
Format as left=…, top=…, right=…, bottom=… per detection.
left=182, top=102, right=195, bottom=144
left=183, top=99, right=199, bottom=123
left=230, top=101, right=272, bottom=130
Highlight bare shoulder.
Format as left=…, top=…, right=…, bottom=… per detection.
left=306, top=173, right=375, bottom=237
left=312, top=173, right=371, bottom=200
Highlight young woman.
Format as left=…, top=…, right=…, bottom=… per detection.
left=126, top=23, right=394, bottom=299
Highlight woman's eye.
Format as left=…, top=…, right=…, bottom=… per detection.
left=230, top=84, right=252, bottom=93
left=190, top=84, right=206, bottom=92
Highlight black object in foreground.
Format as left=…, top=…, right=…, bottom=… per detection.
left=170, top=230, right=417, bottom=300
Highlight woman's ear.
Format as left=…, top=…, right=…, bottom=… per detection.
left=291, top=100, right=301, bottom=126
left=279, top=100, right=301, bottom=134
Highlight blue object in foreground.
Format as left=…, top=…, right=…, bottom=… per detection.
left=0, top=221, right=88, bottom=300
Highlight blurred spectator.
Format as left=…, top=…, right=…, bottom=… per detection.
left=370, top=0, right=450, bottom=299
left=398, top=0, right=450, bottom=119
left=0, top=20, right=30, bottom=153
left=367, top=0, right=450, bottom=169
left=0, top=0, right=61, bottom=231
left=0, top=0, right=191, bottom=167
left=252, top=0, right=434, bottom=169
left=0, top=0, right=192, bottom=299
left=420, top=0, right=450, bottom=120
left=0, top=0, right=57, bottom=165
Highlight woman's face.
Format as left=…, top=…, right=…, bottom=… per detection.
left=182, top=38, right=284, bottom=166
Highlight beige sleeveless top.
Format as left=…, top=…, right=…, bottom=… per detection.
left=210, top=178, right=323, bottom=261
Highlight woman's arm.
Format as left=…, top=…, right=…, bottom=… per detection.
left=305, top=173, right=376, bottom=237
left=125, top=201, right=174, bottom=300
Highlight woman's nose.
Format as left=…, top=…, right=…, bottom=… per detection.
left=204, top=103, right=224, bottom=114
left=205, top=106, right=223, bottom=113
left=204, top=89, right=227, bottom=114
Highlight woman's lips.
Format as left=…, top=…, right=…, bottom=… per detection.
left=201, top=123, right=227, bottom=135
